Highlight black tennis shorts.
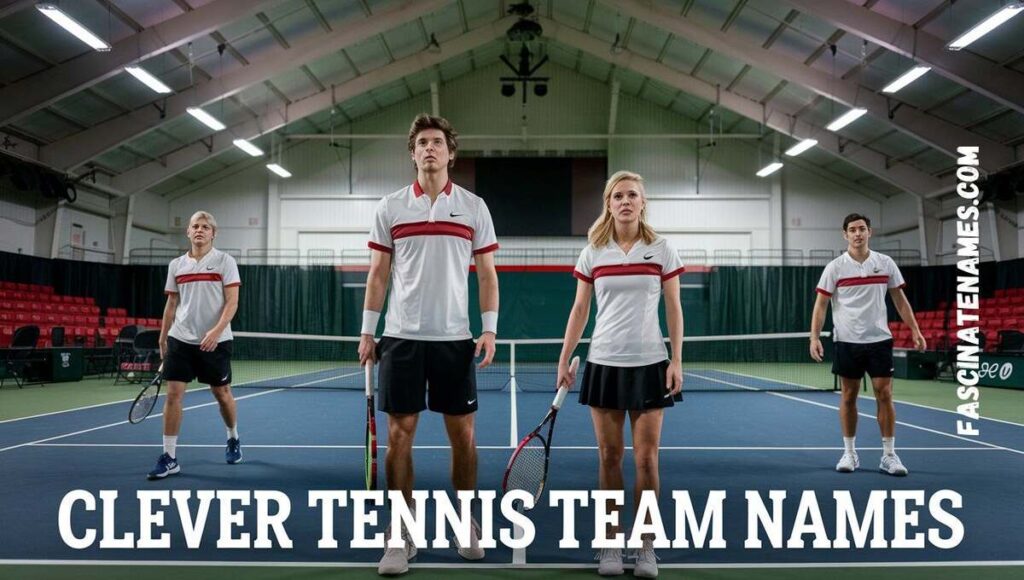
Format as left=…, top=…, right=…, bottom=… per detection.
left=578, top=359, right=681, bottom=410
left=832, top=339, right=895, bottom=380
left=163, top=336, right=233, bottom=387
left=376, top=337, right=477, bottom=415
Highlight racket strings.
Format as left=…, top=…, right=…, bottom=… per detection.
left=130, top=389, right=158, bottom=423
left=506, top=436, right=548, bottom=499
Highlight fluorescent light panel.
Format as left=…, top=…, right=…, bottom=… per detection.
left=124, top=66, right=172, bottom=94
left=826, top=108, right=868, bottom=132
left=36, top=3, right=110, bottom=51
left=948, top=2, right=1024, bottom=50
left=756, top=162, right=783, bottom=177
left=232, top=139, right=264, bottom=157
left=881, top=66, right=931, bottom=94
left=785, top=138, right=818, bottom=157
left=266, top=163, right=292, bottom=178
left=186, top=107, right=226, bottom=131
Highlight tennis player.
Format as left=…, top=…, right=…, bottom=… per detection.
left=556, top=170, right=684, bottom=578
left=810, top=213, right=925, bottom=476
left=149, top=210, right=242, bottom=480
left=358, top=114, right=499, bottom=575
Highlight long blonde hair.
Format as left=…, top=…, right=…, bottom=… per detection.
left=587, top=170, right=657, bottom=247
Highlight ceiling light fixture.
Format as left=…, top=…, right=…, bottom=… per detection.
left=232, top=138, right=264, bottom=157
left=784, top=138, right=818, bottom=157
left=948, top=1, right=1024, bottom=51
left=124, top=66, right=172, bottom=94
left=826, top=108, right=868, bottom=132
left=36, top=3, right=110, bottom=51
left=881, top=66, right=931, bottom=94
left=186, top=107, right=226, bottom=131
left=756, top=162, right=784, bottom=177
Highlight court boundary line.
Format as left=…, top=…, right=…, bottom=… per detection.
left=28, top=443, right=1001, bottom=451
left=689, top=372, right=1024, bottom=456
left=1, top=559, right=1022, bottom=569
left=0, top=370, right=364, bottom=454
left=710, top=368, right=1024, bottom=429
left=0, top=366, right=362, bottom=425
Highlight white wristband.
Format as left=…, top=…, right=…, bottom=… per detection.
left=361, top=310, right=381, bottom=336
left=481, top=311, right=498, bottom=334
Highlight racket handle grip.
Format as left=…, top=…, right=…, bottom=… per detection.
left=552, top=386, right=569, bottom=409
left=364, top=362, right=374, bottom=397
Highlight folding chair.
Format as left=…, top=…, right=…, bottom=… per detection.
left=1, top=325, right=40, bottom=388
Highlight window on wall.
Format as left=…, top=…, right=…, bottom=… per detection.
left=469, top=157, right=607, bottom=236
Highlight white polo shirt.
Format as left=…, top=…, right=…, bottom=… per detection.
left=368, top=180, right=498, bottom=341
left=164, top=248, right=241, bottom=344
left=574, top=237, right=684, bottom=367
left=816, top=250, right=905, bottom=344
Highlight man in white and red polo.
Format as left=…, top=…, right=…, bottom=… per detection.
left=150, top=210, right=242, bottom=481
left=810, top=213, right=925, bottom=477
left=358, top=114, right=499, bottom=574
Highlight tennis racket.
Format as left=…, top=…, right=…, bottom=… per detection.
left=365, top=362, right=378, bottom=491
left=502, top=356, right=580, bottom=508
left=128, top=364, right=163, bottom=424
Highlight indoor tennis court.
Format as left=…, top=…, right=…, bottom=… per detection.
left=2, top=1, right=1023, bottom=579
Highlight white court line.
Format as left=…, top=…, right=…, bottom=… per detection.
left=689, top=372, right=1024, bottom=456
left=0, top=366, right=358, bottom=425
left=0, top=370, right=363, bottom=454
left=29, top=443, right=999, bottom=451
left=710, top=368, right=1024, bottom=428
left=1, top=559, right=1021, bottom=569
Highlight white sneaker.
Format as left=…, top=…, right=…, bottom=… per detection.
left=835, top=451, right=859, bottom=473
left=880, top=453, right=908, bottom=476
left=596, top=547, right=624, bottom=576
left=632, top=538, right=658, bottom=578
left=453, top=517, right=485, bottom=560
left=378, top=525, right=417, bottom=576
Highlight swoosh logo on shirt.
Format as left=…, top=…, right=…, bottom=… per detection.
left=450, top=212, right=464, bottom=218
left=643, top=253, right=655, bottom=260
left=206, top=266, right=215, bottom=271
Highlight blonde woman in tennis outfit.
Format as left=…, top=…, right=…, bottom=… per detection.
left=557, top=171, right=684, bottom=578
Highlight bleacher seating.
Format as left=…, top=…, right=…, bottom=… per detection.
left=0, top=281, right=161, bottom=348
left=889, top=286, right=1024, bottom=352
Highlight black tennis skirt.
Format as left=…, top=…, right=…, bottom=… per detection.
left=578, top=359, right=682, bottom=410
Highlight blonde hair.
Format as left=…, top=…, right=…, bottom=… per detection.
left=587, top=170, right=657, bottom=247
left=188, top=210, right=218, bottom=233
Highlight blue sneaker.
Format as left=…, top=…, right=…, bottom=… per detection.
left=226, top=438, right=242, bottom=464
left=147, top=453, right=180, bottom=480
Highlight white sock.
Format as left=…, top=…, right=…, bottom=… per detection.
left=163, top=435, right=177, bottom=458
left=843, top=436, right=856, bottom=454
left=882, top=437, right=895, bottom=455
left=227, top=425, right=238, bottom=440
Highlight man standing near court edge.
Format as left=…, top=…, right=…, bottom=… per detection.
left=810, top=213, right=925, bottom=477
left=358, top=114, right=499, bottom=575
left=150, top=210, right=242, bottom=480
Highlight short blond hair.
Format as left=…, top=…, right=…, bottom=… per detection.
left=188, top=210, right=217, bottom=232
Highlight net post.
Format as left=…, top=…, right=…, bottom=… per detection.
left=509, top=342, right=519, bottom=448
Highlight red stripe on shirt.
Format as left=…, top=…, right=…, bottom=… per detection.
left=573, top=270, right=594, bottom=284
left=836, top=275, right=889, bottom=288
left=816, top=288, right=833, bottom=297
left=473, top=243, right=499, bottom=255
left=367, top=241, right=393, bottom=254
left=391, top=221, right=474, bottom=241
left=591, top=263, right=663, bottom=280
left=175, top=273, right=223, bottom=284
left=661, top=266, right=685, bottom=281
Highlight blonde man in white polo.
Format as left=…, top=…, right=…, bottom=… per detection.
left=810, top=213, right=925, bottom=477
left=149, top=211, right=242, bottom=480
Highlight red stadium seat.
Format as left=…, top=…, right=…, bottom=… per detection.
left=0, top=325, right=12, bottom=347
left=16, top=283, right=29, bottom=291
left=1004, top=319, right=1020, bottom=330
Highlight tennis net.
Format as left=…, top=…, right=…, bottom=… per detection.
left=229, top=331, right=836, bottom=393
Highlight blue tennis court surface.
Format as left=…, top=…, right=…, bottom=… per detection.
left=1, top=368, right=1022, bottom=569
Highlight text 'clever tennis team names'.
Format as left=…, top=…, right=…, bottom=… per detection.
left=58, top=488, right=963, bottom=550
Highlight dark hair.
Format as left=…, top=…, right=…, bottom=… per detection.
left=842, top=213, right=871, bottom=230
left=407, top=114, right=458, bottom=169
